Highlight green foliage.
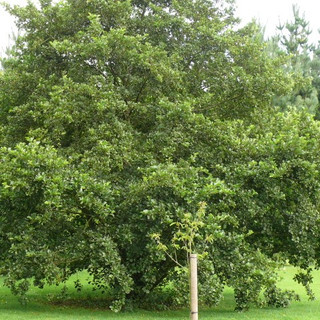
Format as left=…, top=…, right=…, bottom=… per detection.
left=270, top=5, right=320, bottom=116
left=264, top=286, right=300, bottom=309
left=0, top=0, right=320, bottom=312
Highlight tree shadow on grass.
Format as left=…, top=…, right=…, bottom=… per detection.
left=1, top=285, right=286, bottom=320
left=0, top=289, right=236, bottom=320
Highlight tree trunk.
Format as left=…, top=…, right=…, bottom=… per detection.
left=190, top=253, right=198, bottom=320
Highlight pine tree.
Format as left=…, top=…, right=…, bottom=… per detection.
left=272, top=5, right=320, bottom=116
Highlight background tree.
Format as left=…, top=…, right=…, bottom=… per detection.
left=0, top=0, right=320, bottom=312
left=271, top=5, right=320, bottom=116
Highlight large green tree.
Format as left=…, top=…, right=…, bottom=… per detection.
left=1, top=0, right=320, bottom=311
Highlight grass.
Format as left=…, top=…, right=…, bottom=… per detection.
left=0, top=266, right=320, bottom=319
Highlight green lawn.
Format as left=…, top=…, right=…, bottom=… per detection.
left=0, top=267, right=319, bottom=320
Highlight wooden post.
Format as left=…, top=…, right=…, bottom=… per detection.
left=190, top=253, right=198, bottom=320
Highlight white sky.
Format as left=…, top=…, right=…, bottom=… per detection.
left=235, top=0, right=320, bottom=43
left=0, top=0, right=25, bottom=55
left=1, top=0, right=320, bottom=56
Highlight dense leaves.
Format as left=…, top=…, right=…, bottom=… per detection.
left=0, top=0, right=320, bottom=312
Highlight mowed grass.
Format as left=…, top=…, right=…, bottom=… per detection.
left=0, top=266, right=320, bottom=320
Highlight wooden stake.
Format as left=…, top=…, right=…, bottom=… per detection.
left=190, top=253, right=198, bottom=320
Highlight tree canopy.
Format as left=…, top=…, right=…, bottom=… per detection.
left=1, top=0, right=320, bottom=312
left=269, top=5, right=320, bottom=117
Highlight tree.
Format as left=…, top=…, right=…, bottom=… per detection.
left=0, top=0, right=320, bottom=312
left=271, top=5, right=320, bottom=116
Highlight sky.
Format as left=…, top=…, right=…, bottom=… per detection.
left=1, top=0, right=320, bottom=55
left=235, top=0, right=320, bottom=43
